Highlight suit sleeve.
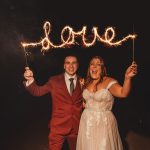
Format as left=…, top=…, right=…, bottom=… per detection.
left=24, top=78, right=53, bottom=96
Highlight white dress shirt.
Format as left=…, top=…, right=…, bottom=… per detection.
left=25, top=78, right=34, bottom=87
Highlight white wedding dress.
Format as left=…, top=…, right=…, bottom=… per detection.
left=76, top=81, right=123, bottom=150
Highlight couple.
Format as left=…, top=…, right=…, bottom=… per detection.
left=24, top=55, right=137, bottom=150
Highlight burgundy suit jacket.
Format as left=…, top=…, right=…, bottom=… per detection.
left=25, top=73, right=83, bottom=135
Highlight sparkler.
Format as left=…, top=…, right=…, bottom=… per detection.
left=23, top=46, right=29, bottom=67
left=21, top=21, right=137, bottom=53
left=132, top=25, right=135, bottom=63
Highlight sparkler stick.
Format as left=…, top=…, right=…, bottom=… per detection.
left=23, top=46, right=29, bottom=67
left=132, top=25, right=135, bottom=63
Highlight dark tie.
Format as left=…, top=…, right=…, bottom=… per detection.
left=69, top=78, right=74, bottom=95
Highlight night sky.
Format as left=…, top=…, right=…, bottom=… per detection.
left=0, top=0, right=150, bottom=150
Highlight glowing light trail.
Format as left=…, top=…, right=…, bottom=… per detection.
left=22, top=21, right=136, bottom=53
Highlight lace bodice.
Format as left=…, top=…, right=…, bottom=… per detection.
left=83, top=80, right=117, bottom=111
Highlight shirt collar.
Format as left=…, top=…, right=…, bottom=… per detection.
left=64, top=72, right=77, bottom=80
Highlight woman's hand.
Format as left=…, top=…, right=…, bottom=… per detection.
left=125, top=62, right=137, bottom=79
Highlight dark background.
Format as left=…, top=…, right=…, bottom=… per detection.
left=0, top=0, right=150, bottom=150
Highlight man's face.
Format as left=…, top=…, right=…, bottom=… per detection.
left=64, top=56, right=78, bottom=76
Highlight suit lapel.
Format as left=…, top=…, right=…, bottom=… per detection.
left=61, top=74, right=72, bottom=97
left=61, top=74, right=81, bottom=102
left=72, top=76, right=81, bottom=98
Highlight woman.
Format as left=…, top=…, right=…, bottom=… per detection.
left=76, top=56, right=137, bottom=150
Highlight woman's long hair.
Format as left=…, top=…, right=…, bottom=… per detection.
left=83, top=56, right=107, bottom=91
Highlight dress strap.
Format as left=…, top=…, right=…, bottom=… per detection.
left=106, top=80, right=118, bottom=90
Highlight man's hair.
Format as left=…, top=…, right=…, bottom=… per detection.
left=64, top=55, right=78, bottom=63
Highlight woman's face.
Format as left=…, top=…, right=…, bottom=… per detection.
left=89, top=58, right=102, bottom=80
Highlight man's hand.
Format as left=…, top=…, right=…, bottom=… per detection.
left=24, top=67, right=34, bottom=81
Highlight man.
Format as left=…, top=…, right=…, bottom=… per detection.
left=24, top=55, right=83, bottom=150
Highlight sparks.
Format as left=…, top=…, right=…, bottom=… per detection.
left=21, top=21, right=137, bottom=53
